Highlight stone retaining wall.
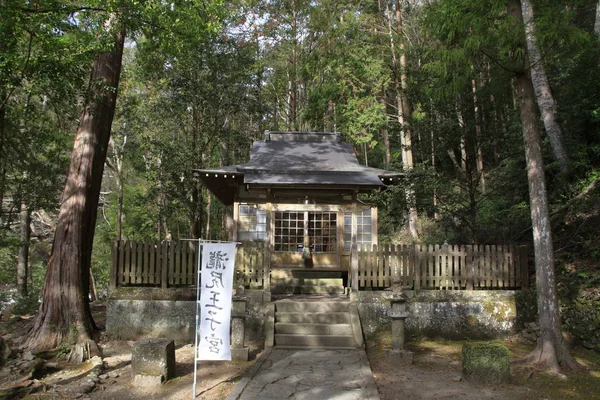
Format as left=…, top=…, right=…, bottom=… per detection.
left=562, top=287, right=600, bottom=352
left=106, top=288, right=523, bottom=343
left=106, top=289, right=266, bottom=343
left=356, top=290, right=521, bottom=340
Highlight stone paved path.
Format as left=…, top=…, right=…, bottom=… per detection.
left=226, top=348, right=380, bottom=400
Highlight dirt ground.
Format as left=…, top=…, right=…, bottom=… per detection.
left=367, top=330, right=600, bottom=400
left=1, top=302, right=599, bottom=400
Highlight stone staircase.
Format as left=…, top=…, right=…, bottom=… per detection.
left=272, top=300, right=364, bottom=349
left=270, top=270, right=346, bottom=295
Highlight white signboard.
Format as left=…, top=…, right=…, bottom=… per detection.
left=197, top=242, right=236, bottom=361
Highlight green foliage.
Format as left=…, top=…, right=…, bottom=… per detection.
left=0, top=237, right=18, bottom=285
left=462, top=342, right=511, bottom=384
left=56, top=343, right=71, bottom=359
left=10, top=294, right=40, bottom=316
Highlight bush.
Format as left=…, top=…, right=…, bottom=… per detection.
left=462, top=342, right=511, bottom=384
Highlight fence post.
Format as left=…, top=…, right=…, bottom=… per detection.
left=466, top=245, right=474, bottom=290
left=413, top=245, right=420, bottom=291
left=350, top=243, right=357, bottom=292
left=161, top=241, right=168, bottom=289
left=520, top=245, right=529, bottom=290
left=110, top=240, right=119, bottom=290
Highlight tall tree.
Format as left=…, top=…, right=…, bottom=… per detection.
left=508, top=0, right=579, bottom=372
left=17, top=203, right=30, bottom=296
left=595, top=0, right=600, bottom=37
left=25, top=13, right=125, bottom=359
left=386, top=0, right=419, bottom=239
left=422, top=0, right=583, bottom=369
left=521, top=0, right=570, bottom=174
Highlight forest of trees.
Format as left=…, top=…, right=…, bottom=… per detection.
left=1, top=0, right=599, bottom=371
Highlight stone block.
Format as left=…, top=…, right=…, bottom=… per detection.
left=462, top=342, right=510, bottom=384
left=231, top=347, right=249, bottom=361
left=133, top=374, right=163, bottom=387
left=385, top=349, right=413, bottom=365
left=131, top=338, right=175, bottom=382
left=231, top=317, right=246, bottom=348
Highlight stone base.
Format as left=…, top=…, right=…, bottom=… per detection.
left=385, top=349, right=413, bottom=365
left=133, top=374, right=163, bottom=387
left=231, top=347, right=249, bottom=361
left=131, top=338, right=175, bottom=382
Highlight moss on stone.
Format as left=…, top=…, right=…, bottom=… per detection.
left=482, top=298, right=516, bottom=323
left=462, top=342, right=510, bottom=384
left=465, top=315, right=478, bottom=326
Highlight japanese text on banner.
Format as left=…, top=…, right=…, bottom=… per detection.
left=197, top=242, right=236, bottom=360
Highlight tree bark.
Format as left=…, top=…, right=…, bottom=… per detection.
left=17, top=203, right=31, bottom=297
left=595, top=0, right=600, bottom=37
left=509, top=0, right=579, bottom=373
left=472, top=76, right=486, bottom=193
left=381, top=125, right=391, bottom=169
left=205, top=191, right=212, bottom=240
left=24, top=17, right=125, bottom=356
left=108, top=135, right=126, bottom=241
left=386, top=0, right=418, bottom=239
left=521, top=0, right=570, bottom=175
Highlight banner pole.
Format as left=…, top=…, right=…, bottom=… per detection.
left=192, top=241, right=203, bottom=399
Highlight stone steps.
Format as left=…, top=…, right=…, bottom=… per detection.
left=275, top=322, right=353, bottom=335
left=270, top=270, right=346, bottom=295
left=270, top=284, right=345, bottom=295
left=274, top=333, right=356, bottom=348
left=273, top=300, right=361, bottom=349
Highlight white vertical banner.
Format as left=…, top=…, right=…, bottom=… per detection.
left=197, top=242, right=237, bottom=361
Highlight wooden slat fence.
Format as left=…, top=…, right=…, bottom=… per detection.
left=111, top=240, right=528, bottom=291
left=110, top=240, right=265, bottom=289
left=357, top=244, right=528, bottom=290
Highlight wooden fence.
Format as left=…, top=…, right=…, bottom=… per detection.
left=111, top=240, right=528, bottom=291
left=110, top=240, right=264, bottom=289
left=357, top=244, right=528, bottom=290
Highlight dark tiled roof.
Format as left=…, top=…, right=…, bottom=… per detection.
left=194, top=132, right=402, bottom=204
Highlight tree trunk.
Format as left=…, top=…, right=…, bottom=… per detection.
left=205, top=192, right=212, bottom=240
left=381, top=125, right=391, bottom=169
left=109, top=136, right=126, bottom=241
left=386, top=0, right=418, bottom=239
left=472, top=76, right=486, bottom=193
left=509, top=0, right=579, bottom=373
left=0, top=101, right=5, bottom=221
left=24, top=18, right=125, bottom=357
left=0, top=0, right=10, bottom=221
left=17, top=203, right=31, bottom=297
left=595, top=0, right=600, bottom=37
left=89, top=267, right=97, bottom=302
left=521, top=0, right=570, bottom=175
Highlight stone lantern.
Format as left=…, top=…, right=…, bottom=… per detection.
left=386, top=265, right=413, bottom=365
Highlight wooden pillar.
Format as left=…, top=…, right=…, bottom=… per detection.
left=351, top=191, right=359, bottom=293
left=110, top=240, right=118, bottom=290
left=371, top=207, right=378, bottom=246
left=232, top=201, right=239, bottom=242
left=336, top=207, right=343, bottom=271
left=263, top=189, right=272, bottom=301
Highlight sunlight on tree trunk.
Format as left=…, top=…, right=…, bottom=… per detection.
left=17, top=203, right=30, bottom=297
left=386, top=0, right=419, bottom=240
left=509, top=0, right=580, bottom=373
left=24, top=16, right=125, bottom=359
left=521, top=0, right=570, bottom=175
left=472, top=76, right=486, bottom=193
